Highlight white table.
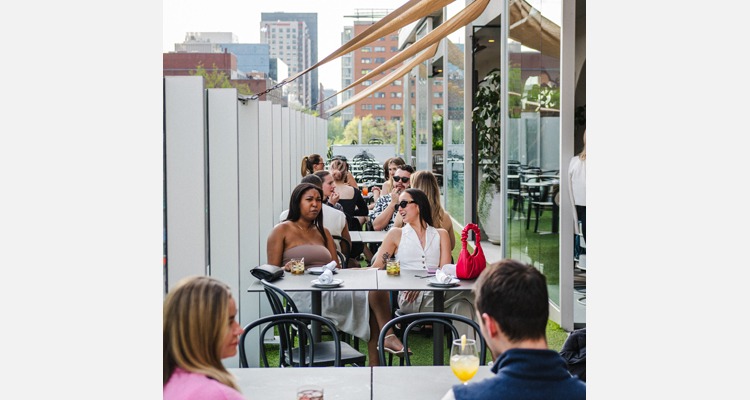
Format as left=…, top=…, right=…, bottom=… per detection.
left=230, top=367, right=371, bottom=400
left=350, top=230, right=388, bottom=243
left=247, top=268, right=378, bottom=341
left=372, top=366, right=494, bottom=400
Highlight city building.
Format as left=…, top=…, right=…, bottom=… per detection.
left=261, top=12, right=318, bottom=109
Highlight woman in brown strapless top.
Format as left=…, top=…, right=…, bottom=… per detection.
left=266, top=183, right=406, bottom=365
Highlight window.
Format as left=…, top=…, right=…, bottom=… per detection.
left=375, top=104, right=386, bottom=110
left=390, top=35, right=399, bottom=41
left=374, top=92, right=386, bottom=98
left=379, top=37, right=386, bottom=41
left=391, top=116, right=401, bottom=121
left=433, top=80, right=443, bottom=86
left=362, top=80, right=372, bottom=86
left=374, top=57, right=386, bottom=63
left=361, top=58, right=371, bottom=64
left=390, top=46, right=398, bottom=52
left=390, top=92, right=402, bottom=98
left=392, top=80, right=402, bottom=86
left=375, top=116, right=385, bottom=121
left=391, top=104, right=402, bottom=110
left=361, top=104, right=372, bottom=110
left=361, top=69, right=371, bottom=75
left=374, top=46, right=385, bottom=52
left=434, top=104, right=444, bottom=110
left=433, top=92, right=443, bottom=98
left=361, top=47, right=371, bottom=53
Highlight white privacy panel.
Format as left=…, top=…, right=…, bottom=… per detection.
left=164, top=76, right=207, bottom=289
left=257, top=100, right=274, bottom=264
left=207, top=88, right=241, bottom=368
left=272, top=104, right=283, bottom=222
left=281, top=107, right=292, bottom=206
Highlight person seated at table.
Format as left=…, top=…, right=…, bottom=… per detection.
left=313, top=170, right=344, bottom=213
left=300, top=153, right=325, bottom=178
left=329, top=159, right=368, bottom=261
left=369, top=164, right=414, bottom=232
left=441, top=259, right=586, bottom=400
left=267, top=182, right=406, bottom=364
left=330, top=155, right=359, bottom=188
left=164, top=276, right=245, bottom=400
left=393, top=170, right=456, bottom=252
left=380, top=156, right=406, bottom=194
left=279, top=174, right=351, bottom=258
left=372, top=188, right=475, bottom=336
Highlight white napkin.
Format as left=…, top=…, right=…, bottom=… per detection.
left=318, top=269, right=334, bottom=284
left=323, top=260, right=337, bottom=271
left=441, top=264, right=456, bottom=276
left=435, top=268, right=454, bottom=283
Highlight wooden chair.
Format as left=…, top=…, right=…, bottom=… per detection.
left=376, top=312, right=488, bottom=366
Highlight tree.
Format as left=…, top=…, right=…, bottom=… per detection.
left=327, top=116, right=345, bottom=144
left=191, top=63, right=253, bottom=95
left=340, top=116, right=397, bottom=145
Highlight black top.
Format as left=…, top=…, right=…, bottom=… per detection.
left=338, top=187, right=368, bottom=231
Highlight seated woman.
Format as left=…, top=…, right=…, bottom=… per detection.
left=300, top=153, right=325, bottom=178
left=267, top=182, right=407, bottom=364
left=329, top=159, right=369, bottom=262
left=393, top=170, right=456, bottom=253
left=164, top=276, right=245, bottom=400
left=372, top=188, right=476, bottom=336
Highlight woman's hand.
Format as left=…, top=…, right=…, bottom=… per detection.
left=402, top=290, right=421, bottom=303
left=328, top=190, right=340, bottom=205
left=282, top=260, right=294, bottom=272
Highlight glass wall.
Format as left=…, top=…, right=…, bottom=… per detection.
left=414, top=20, right=432, bottom=172
left=504, top=0, right=562, bottom=304
left=444, top=4, right=466, bottom=226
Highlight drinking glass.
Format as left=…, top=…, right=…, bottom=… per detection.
left=290, top=258, right=305, bottom=275
left=386, top=257, right=400, bottom=276
left=296, top=384, right=324, bottom=400
left=450, top=338, right=479, bottom=384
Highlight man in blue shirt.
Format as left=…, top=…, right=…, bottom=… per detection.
left=442, top=259, right=586, bottom=400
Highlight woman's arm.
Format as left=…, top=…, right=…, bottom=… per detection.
left=267, top=224, right=286, bottom=268
left=371, top=228, right=401, bottom=269
left=353, top=188, right=368, bottom=216
left=437, top=228, right=452, bottom=267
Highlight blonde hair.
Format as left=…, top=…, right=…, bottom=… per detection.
left=163, top=276, right=240, bottom=391
left=329, top=159, right=348, bottom=182
left=410, top=170, right=446, bottom=230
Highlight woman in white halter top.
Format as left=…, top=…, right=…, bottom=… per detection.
left=372, top=189, right=476, bottom=335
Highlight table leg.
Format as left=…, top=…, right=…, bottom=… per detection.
left=433, top=290, right=445, bottom=365
left=311, top=291, right=322, bottom=342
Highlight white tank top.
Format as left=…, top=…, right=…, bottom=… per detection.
left=396, top=224, right=441, bottom=271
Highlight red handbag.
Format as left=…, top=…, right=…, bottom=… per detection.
left=455, top=223, right=487, bottom=280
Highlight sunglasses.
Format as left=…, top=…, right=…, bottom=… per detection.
left=394, top=200, right=416, bottom=211
left=392, top=176, right=410, bottom=183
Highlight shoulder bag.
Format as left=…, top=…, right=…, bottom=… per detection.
left=455, top=223, right=487, bottom=280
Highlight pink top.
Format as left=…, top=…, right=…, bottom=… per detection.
left=164, top=367, right=245, bottom=400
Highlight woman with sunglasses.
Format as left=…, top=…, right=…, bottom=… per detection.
left=372, top=188, right=476, bottom=333
left=300, top=153, right=325, bottom=178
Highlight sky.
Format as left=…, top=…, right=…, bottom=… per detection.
left=163, top=0, right=468, bottom=92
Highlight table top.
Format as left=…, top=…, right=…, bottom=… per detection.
left=350, top=230, right=388, bottom=243
left=371, top=366, right=494, bottom=400
left=246, top=268, right=378, bottom=292
left=375, top=270, right=477, bottom=291
left=230, top=367, right=371, bottom=400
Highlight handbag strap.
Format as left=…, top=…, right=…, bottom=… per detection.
left=461, top=223, right=481, bottom=250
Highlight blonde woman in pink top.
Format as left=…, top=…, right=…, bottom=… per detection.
left=164, top=276, right=246, bottom=400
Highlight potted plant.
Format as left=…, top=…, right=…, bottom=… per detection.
left=472, top=68, right=503, bottom=244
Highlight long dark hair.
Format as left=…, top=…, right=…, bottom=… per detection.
left=285, top=183, right=327, bottom=247
left=404, top=188, right=433, bottom=227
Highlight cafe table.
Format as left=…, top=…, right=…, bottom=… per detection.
left=229, top=367, right=371, bottom=400
left=350, top=230, right=388, bottom=243
left=372, top=365, right=494, bottom=400
left=375, top=270, right=477, bottom=365
left=247, top=268, right=378, bottom=342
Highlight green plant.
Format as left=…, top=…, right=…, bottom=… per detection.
left=473, top=68, right=503, bottom=221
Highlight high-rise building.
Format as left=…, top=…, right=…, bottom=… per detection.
left=342, top=17, right=404, bottom=123
left=261, top=12, right=318, bottom=109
